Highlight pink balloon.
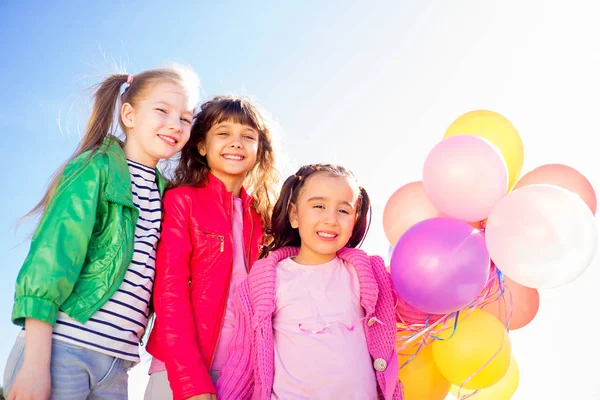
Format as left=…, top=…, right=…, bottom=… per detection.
left=383, top=181, right=444, bottom=247
left=390, top=217, right=490, bottom=314
left=423, top=135, right=509, bottom=222
left=514, top=163, right=597, bottom=215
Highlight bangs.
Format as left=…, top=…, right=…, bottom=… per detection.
left=209, top=100, right=263, bottom=133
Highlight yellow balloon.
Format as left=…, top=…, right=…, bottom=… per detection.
left=432, top=309, right=512, bottom=389
left=450, top=356, right=519, bottom=399
left=444, top=110, right=524, bottom=190
left=398, top=344, right=450, bottom=400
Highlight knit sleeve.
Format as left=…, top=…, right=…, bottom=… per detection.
left=216, top=278, right=255, bottom=400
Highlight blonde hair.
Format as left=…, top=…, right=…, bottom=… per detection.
left=25, top=66, right=200, bottom=222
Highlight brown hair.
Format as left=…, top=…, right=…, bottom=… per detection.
left=260, top=164, right=371, bottom=258
left=24, top=67, right=199, bottom=222
left=171, top=95, right=279, bottom=240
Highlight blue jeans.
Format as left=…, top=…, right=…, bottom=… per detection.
left=3, top=333, right=136, bottom=400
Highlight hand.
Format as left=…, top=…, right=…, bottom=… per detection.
left=6, top=362, right=51, bottom=400
left=186, top=395, right=217, bottom=400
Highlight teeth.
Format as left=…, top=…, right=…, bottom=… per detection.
left=159, top=135, right=176, bottom=144
left=223, top=155, right=244, bottom=160
left=317, top=232, right=336, bottom=238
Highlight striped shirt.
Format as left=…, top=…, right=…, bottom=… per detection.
left=53, top=159, right=161, bottom=362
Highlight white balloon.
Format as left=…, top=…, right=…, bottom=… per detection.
left=485, top=184, right=598, bottom=289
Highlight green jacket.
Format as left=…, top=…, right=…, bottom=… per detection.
left=12, top=138, right=167, bottom=327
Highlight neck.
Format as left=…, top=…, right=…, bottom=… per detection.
left=210, top=171, right=245, bottom=197
left=122, top=141, right=158, bottom=169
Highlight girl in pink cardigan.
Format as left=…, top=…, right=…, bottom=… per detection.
left=217, top=164, right=403, bottom=400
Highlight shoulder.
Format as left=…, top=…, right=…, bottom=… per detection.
left=247, top=248, right=299, bottom=288
left=162, top=185, right=203, bottom=204
left=58, top=149, right=108, bottom=188
left=368, top=254, right=387, bottom=272
left=248, top=255, right=277, bottom=278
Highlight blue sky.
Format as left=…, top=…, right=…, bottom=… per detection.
left=2, top=1, right=600, bottom=399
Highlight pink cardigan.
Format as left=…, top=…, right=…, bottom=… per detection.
left=216, top=246, right=404, bottom=400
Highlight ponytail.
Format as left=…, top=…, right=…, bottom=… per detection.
left=23, top=66, right=199, bottom=224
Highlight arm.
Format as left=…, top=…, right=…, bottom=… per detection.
left=216, top=279, right=255, bottom=400
left=7, top=319, right=52, bottom=400
left=152, top=190, right=215, bottom=399
left=12, top=155, right=101, bottom=326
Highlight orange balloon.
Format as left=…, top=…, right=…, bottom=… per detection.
left=383, top=181, right=444, bottom=246
left=514, top=163, right=597, bottom=214
left=482, top=276, right=539, bottom=330
left=398, top=344, right=450, bottom=400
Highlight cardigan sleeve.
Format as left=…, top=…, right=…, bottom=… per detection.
left=216, top=278, right=255, bottom=400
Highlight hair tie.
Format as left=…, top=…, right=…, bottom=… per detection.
left=126, top=74, right=134, bottom=85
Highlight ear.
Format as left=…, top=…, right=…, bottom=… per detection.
left=288, top=203, right=299, bottom=228
left=121, top=103, right=135, bottom=129
left=197, top=141, right=207, bottom=156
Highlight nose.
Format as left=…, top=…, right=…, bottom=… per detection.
left=167, top=117, right=182, bottom=133
left=324, top=209, right=339, bottom=226
left=229, top=133, right=242, bottom=148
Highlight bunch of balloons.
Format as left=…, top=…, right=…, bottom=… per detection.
left=385, top=110, right=598, bottom=399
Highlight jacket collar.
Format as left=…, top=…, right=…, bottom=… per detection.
left=205, top=172, right=255, bottom=210
left=100, top=138, right=168, bottom=207
left=249, top=246, right=378, bottom=318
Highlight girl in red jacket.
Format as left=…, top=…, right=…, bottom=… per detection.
left=144, top=96, right=279, bottom=400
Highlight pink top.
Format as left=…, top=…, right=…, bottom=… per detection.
left=212, top=197, right=248, bottom=370
left=216, top=247, right=403, bottom=400
left=148, top=197, right=247, bottom=375
left=271, top=257, right=377, bottom=399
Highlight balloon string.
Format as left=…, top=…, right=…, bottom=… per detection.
left=396, top=263, right=512, bottom=384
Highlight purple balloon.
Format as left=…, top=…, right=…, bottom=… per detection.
left=390, top=217, right=490, bottom=314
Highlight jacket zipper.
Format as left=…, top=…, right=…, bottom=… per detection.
left=246, top=205, right=253, bottom=271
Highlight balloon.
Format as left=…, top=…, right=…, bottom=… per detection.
left=482, top=276, right=539, bottom=330
left=450, top=355, right=519, bottom=399
left=433, top=309, right=512, bottom=389
left=443, top=110, right=524, bottom=190
left=390, top=217, right=490, bottom=314
left=485, top=184, right=598, bottom=289
left=383, top=181, right=444, bottom=246
left=398, top=344, right=450, bottom=400
left=514, top=163, right=597, bottom=215
left=423, top=135, right=508, bottom=222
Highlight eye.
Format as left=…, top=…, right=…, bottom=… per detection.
left=217, top=131, right=229, bottom=136
left=155, top=108, right=167, bottom=113
left=181, top=117, right=192, bottom=124
left=244, top=135, right=256, bottom=140
left=313, top=204, right=325, bottom=209
left=338, top=209, right=350, bottom=215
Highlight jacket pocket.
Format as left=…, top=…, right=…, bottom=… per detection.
left=191, top=230, right=224, bottom=258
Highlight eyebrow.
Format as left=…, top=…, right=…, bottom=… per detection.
left=154, top=101, right=193, bottom=115
left=213, top=123, right=258, bottom=133
left=306, top=196, right=354, bottom=208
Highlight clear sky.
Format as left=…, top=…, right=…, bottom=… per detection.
left=1, top=0, right=599, bottom=399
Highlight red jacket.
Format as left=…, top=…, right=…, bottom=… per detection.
left=146, top=173, right=264, bottom=400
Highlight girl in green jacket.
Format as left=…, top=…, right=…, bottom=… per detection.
left=4, top=66, right=200, bottom=400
